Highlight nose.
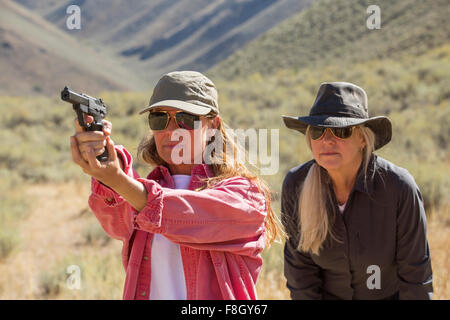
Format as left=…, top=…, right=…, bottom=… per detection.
left=165, top=114, right=179, bottom=131
left=321, top=128, right=336, bottom=143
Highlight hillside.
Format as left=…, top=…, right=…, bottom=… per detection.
left=0, top=0, right=147, bottom=96
left=13, top=0, right=313, bottom=86
left=210, top=0, right=450, bottom=79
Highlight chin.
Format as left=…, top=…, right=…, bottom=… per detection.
left=319, top=163, right=342, bottom=171
left=316, top=157, right=343, bottom=171
left=160, top=151, right=178, bottom=165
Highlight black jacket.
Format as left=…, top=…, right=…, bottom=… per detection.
left=282, top=154, right=433, bottom=300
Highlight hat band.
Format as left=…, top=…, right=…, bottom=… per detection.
left=311, top=104, right=368, bottom=119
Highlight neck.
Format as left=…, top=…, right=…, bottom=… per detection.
left=327, top=156, right=362, bottom=204
left=168, top=163, right=194, bottom=175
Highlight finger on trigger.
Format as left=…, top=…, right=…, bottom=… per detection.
left=84, top=114, right=94, bottom=125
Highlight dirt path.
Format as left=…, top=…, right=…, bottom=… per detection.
left=0, top=182, right=91, bottom=299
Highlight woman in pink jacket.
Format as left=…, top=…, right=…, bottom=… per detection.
left=69, top=71, right=279, bottom=300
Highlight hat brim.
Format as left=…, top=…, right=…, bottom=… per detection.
left=139, top=100, right=212, bottom=116
left=282, top=115, right=392, bottom=150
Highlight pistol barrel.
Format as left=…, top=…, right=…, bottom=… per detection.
left=61, top=86, right=90, bottom=106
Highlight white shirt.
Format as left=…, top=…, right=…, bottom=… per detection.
left=149, top=174, right=191, bottom=300
left=338, top=202, right=347, bottom=214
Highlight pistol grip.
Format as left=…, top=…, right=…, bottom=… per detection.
left=88, top=122, right=109, bottom=162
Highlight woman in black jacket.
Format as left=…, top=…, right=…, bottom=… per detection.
left=281, top=82, right=433, bottom=300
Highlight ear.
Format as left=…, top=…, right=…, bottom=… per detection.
left=208, top=115, right=220, bottom=130
left=357, top=127, right=366, bottom=150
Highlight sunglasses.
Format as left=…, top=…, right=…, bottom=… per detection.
left=308, top=126, right=355, bottom=140
left=148, top=110, right=202, bottom=131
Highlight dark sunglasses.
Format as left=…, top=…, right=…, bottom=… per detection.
left=148, top=110, right=201, bottom=131
left=308, top=126, right=355, bottom=140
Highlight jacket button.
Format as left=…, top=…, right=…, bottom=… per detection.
left=141, top=291, right=146, bottom=297
left=143, top=256, right=148, bottom=261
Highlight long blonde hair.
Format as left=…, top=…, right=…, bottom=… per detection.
left=297, top=125, right=375, bottom=255
left=137, top=115, right=281, bottom=246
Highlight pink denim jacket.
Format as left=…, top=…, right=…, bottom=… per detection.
left=88, top=145, right=267, bottom=300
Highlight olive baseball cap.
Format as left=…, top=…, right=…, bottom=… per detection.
left=139, top=71, right=219, bottom=116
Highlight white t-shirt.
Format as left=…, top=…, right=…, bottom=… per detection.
left=338, top=202, right=347, bottom=214
left=149, top=174, right=191, bottom=300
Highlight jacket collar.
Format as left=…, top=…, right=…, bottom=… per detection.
left=146, top=163, right=215, bottom=190
left=353, top=153, right=376, bottom=195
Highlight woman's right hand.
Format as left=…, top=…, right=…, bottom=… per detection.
left=70, top=114, right=112, bottom=164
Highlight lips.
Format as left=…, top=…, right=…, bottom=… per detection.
left=320, top=152, right=339, bottom=156
left=163, top=143, right=179, bottom=148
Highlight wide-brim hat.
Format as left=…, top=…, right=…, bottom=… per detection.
left=139, top=71, right=219, bottom=116
left=282, top=82, right=392, bottom=150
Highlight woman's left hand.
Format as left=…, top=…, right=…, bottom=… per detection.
left=70, top=134, right=123, bottom=188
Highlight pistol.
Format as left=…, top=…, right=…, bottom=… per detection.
left=61, top=86, right=109, bottom=161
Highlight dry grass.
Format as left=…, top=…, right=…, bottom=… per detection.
left=0, top=181, right=124, bottom=299
left=0, top=182, right=447, bottom=300
left=426, top=206, right=450, bottom=300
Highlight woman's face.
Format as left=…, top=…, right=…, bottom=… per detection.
left=310, top=126, right=366, bottom=172
left=152, top=107, right=219, bottom=173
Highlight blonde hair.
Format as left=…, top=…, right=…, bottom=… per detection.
left=297, top=125, right=375, bottom=255
left=137, top=115, right=281, bottom=246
